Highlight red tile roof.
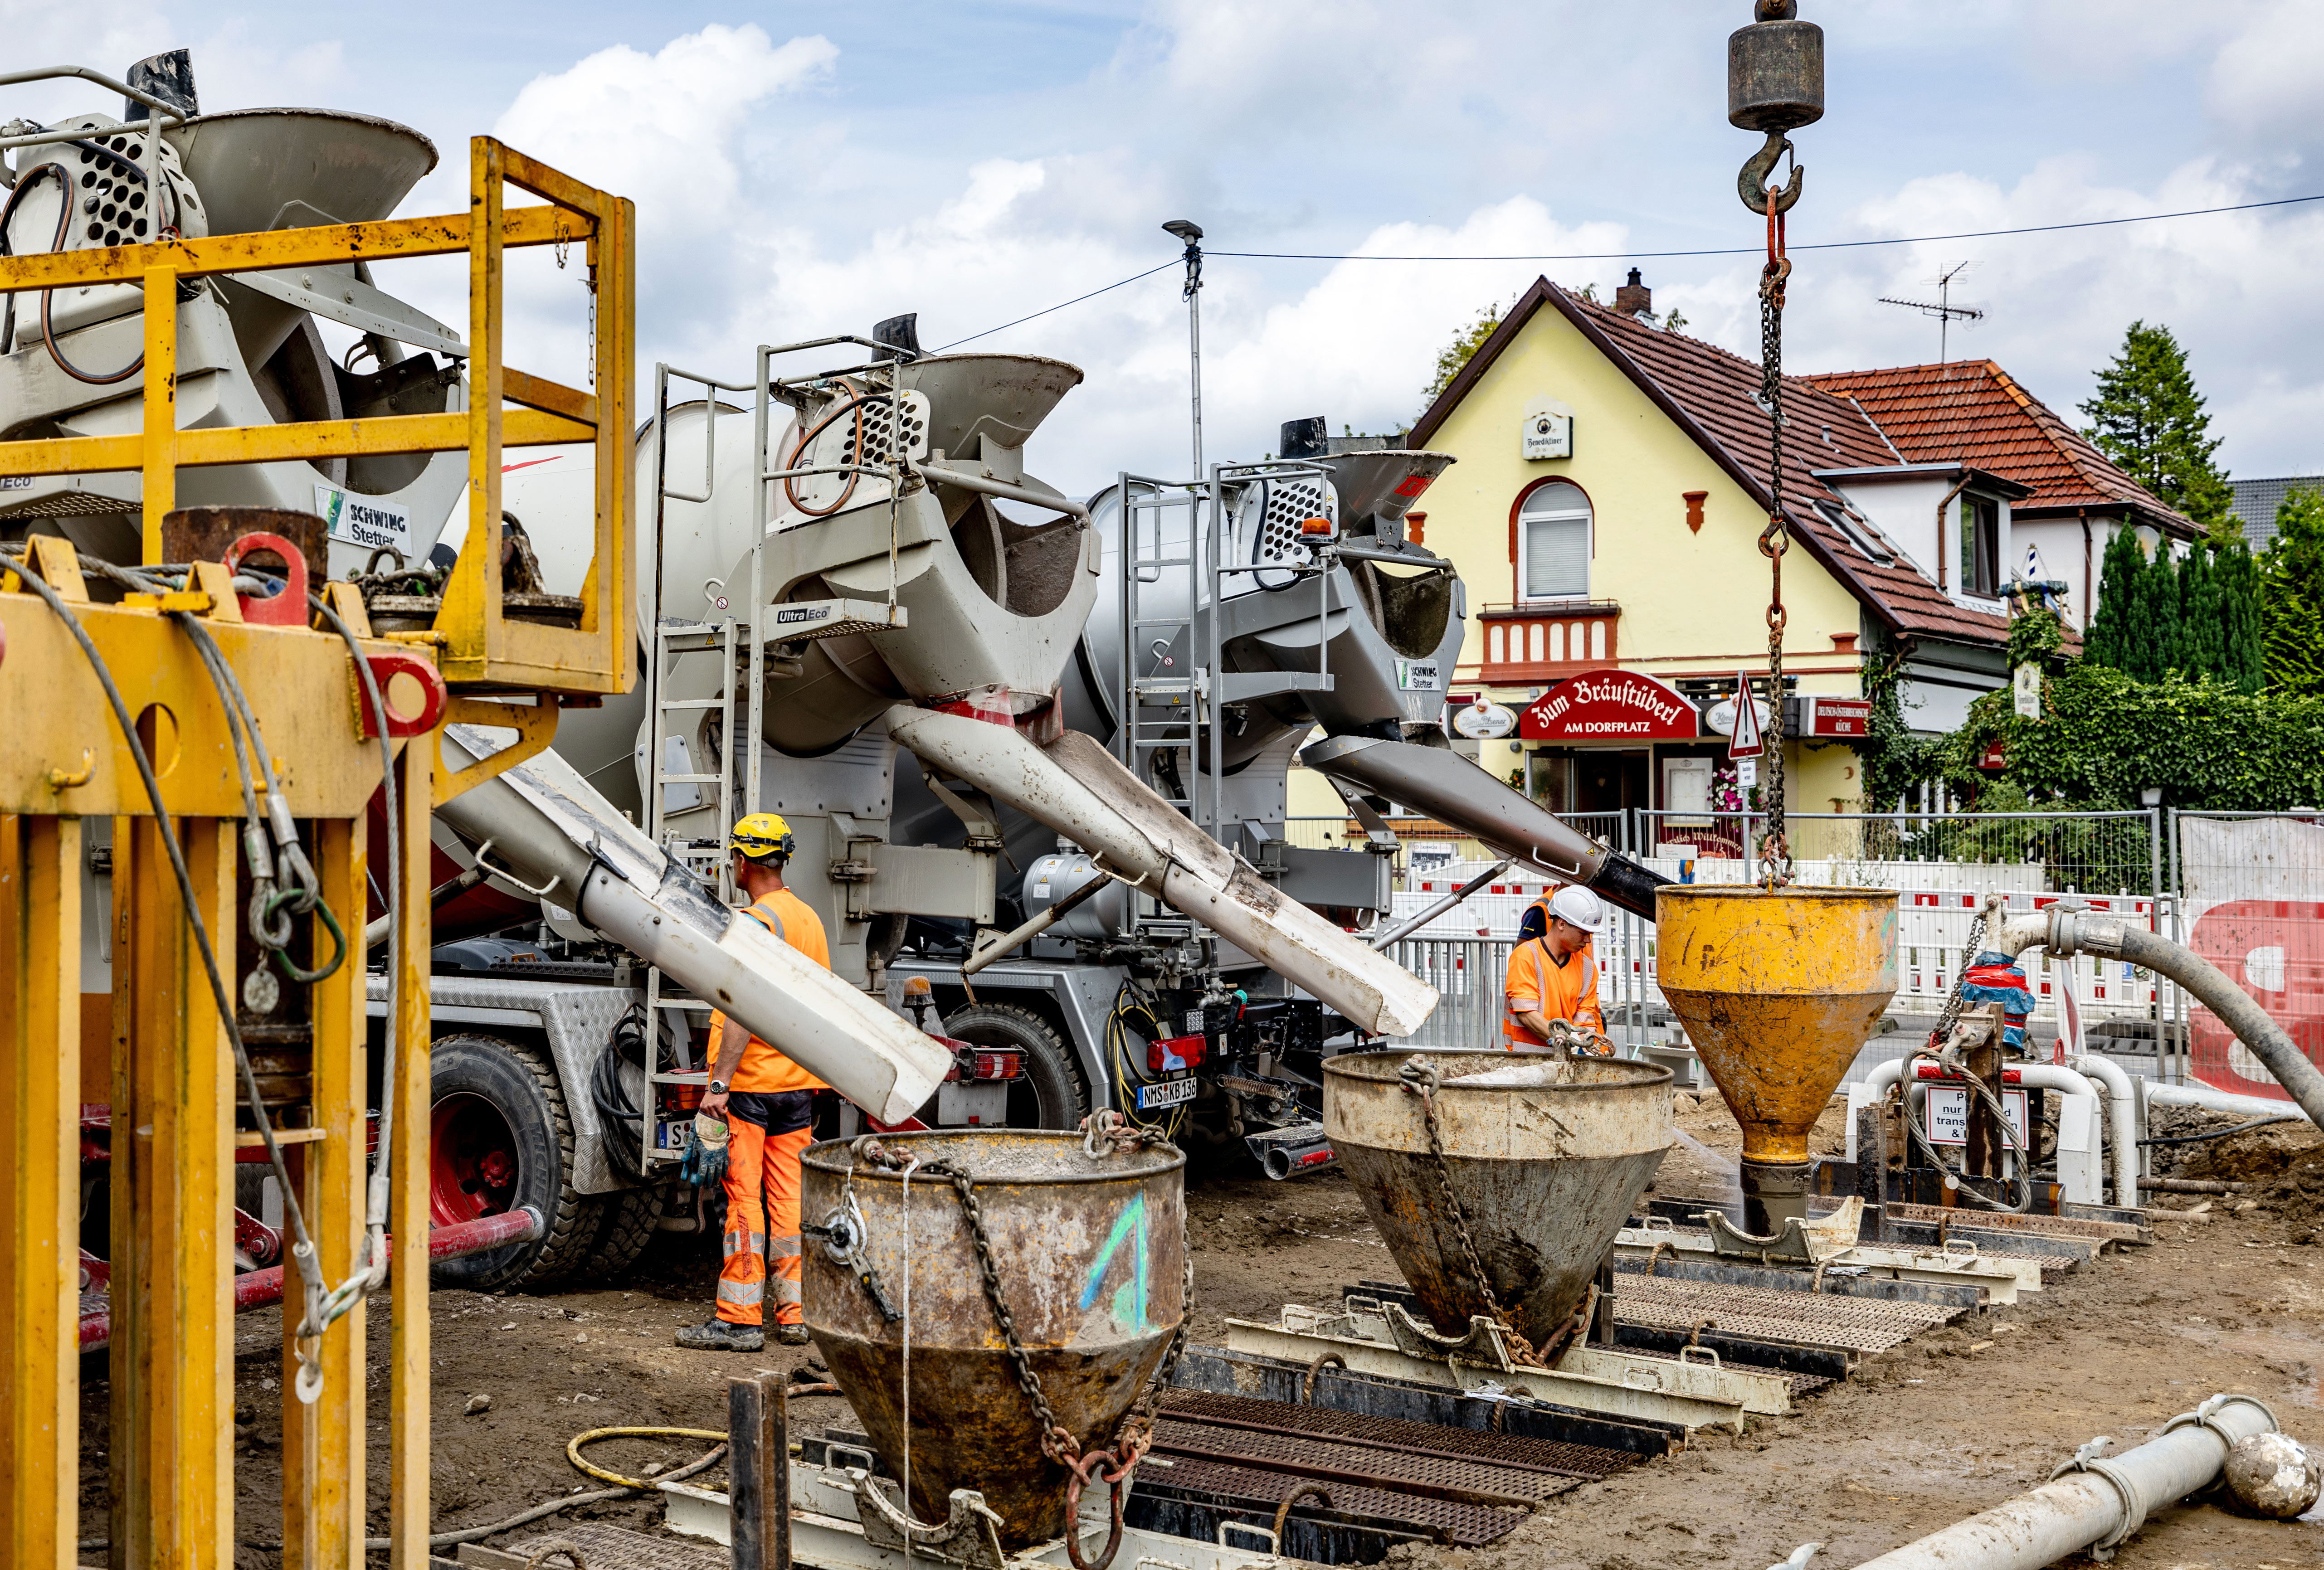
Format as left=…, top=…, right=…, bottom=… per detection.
left=1408, top=278, right=2025, bottom=646
left=1805, top=361, right=2195, bottom=535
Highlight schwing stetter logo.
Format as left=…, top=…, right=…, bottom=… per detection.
left=313, top=484, right=411, bottom=552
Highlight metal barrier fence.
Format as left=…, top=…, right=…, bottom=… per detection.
left=1381, top=808, right=2174, bottom=1050
left=2170, top=811, right=2324, bottom=1101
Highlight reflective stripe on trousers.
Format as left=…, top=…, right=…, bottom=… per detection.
left=717, top=1121, right=815, bottom=1327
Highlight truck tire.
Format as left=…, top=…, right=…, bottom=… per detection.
left=582, top=1181, right=667, bottom=1279
left=941, top=1002, right=1089, bottom=1131
left=429, top=1033, right=603, bottom=1291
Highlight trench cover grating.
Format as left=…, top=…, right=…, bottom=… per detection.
left=1136, top=1453, right=1550, bottom=1547
left=1615, top=1274, right=1958, bottom=1353
left=1158, top=1389, right=1634, bottom=1480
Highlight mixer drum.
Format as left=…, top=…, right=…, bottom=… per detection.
left=1324, top=1051, right=1672, bottom=1350
left=801, top=1131, right=1186, bottom=1547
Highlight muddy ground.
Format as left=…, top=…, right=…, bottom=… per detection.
left=78, top=1088, right=2324, bottom=1569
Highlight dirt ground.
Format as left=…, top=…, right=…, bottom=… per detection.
left=76, top=1089, right=2324, bottom=1569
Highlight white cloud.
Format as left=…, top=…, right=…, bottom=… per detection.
left=2208, top=0, right=2324, bottom=154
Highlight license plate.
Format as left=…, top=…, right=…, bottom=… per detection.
left=1135, top=1075, right=1197, bottom=1111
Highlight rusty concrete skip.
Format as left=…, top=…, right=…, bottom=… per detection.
left=1324, top=1051, right=1673, bottom=1349
left=800, top=1131, right=1186, bottom=1550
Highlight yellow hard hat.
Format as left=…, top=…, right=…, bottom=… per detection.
left=729, top=812, right=795, bottom=863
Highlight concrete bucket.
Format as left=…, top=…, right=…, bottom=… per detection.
left=1323, top=1050, right=1672, bottom=1352
left=800, top=1131, right=1187, bottom=1548
left=1656, top=885, right=1900, bottom=1235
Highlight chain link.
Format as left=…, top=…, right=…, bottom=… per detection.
left=1755, top=165, right=1796, bottom=887
left=1397, top=1060, right=1550, bottom=1368
left=853, top=1116, right=1192, bottom=1570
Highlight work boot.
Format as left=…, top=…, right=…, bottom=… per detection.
left=774, top=1322, right=812, bottom=1347
left=674, top=1317, right=764, bottom=1352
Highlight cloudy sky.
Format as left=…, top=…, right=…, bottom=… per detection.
left=15, top=0, right=2324, bottom=495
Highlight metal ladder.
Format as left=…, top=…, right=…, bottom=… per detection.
left=1115, top=472, right=1210, bottom=832
left=633, top=341, right=916, bottom=1168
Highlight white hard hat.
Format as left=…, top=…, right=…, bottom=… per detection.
left=1548, top=884, right=1606, bottom=934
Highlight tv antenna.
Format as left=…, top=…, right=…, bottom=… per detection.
left=1880, top=260, right=1983, bottom=364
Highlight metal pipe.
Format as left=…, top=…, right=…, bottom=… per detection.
left=1998, top=908, right=2324, bottom=1130
left=2069, top=1053, right=2141, bottom=1209
left=80, top=1208, right=544, bottom=1351
left=1367, top=858, right=1512, bottom=950
left=2146, top=1079, right=2300, bottom=1120
left=1847, top=1393, right=2277, bottom=1569
left=1934, top=473, right=1972, bottom=591
left=911, top=459, right=1091, bottom=521
left=960, top=866, right=1117, bottom=978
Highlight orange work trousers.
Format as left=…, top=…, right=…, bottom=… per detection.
left=718, top=1116, right=814, bottom=1327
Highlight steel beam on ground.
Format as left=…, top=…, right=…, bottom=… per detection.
left=0, top=814, right=80, bottom=1570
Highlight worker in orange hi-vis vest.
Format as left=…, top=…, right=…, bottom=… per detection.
left=1502, top=884, right=1606, bottom=1050
left=676, top=813, right=830, bottom=1353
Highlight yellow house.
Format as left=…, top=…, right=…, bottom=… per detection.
left=1289, top=274, right=2053, bottom=859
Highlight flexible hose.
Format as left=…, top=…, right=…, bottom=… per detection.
left=568, top=1426, right=731, bottom=1490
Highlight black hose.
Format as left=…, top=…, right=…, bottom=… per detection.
left=591, top=1006, right=653, bottom=1181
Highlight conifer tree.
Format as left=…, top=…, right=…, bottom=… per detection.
left=2079, top=322, right=2236, bottom=540
left=2084, top=524, right=2145, bottom=672
left=2262, top=485, right=2324, bottom=696
left=2214, top=540, right=2267, bottom=693
left=2178, top=541, right=2222, bottom=677
left=2135, top=539, right=2183, bottom=680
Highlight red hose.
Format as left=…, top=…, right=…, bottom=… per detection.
left=78, top=1206, right=543, bottom=1351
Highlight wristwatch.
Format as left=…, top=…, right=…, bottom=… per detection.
left=708, top=1079, right=729, bottom=1095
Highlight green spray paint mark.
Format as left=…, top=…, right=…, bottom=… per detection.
left=1079, top=1193, right=1149, bottom=1331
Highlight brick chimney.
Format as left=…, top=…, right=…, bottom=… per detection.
left=1614, top=267, right=1652, bottom=318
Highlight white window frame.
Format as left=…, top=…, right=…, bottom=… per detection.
left=1516, top=483, right=1592, bottom=603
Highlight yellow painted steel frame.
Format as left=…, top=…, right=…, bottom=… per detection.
left=0, top=583, right=434, bottom=1570
left=0, top=136, right=638, bottom=700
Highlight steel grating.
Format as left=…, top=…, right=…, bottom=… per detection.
left=1884, top=1202, right=2146, bottom=1246
left=1615, top=1274, right=1959, bottom=1354
left=506, top=1522, right=727, bottom=1569
left=1158, top=1389, right=1633, bottom=1481
left=1136, top=1453, right=1549, bottom=1547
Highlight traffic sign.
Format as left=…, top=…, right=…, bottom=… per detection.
left=1726, top=671, right=1763, bottom=758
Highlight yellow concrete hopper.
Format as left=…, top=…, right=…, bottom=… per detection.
left=1656, top=885, right=1898, bottom=1233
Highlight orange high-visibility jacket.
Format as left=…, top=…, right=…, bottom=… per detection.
left=710, top=888, right=833, bottom=1093
left=1502, top=936, right=1602, bottom=1047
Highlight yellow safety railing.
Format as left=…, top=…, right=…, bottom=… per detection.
left=0, top=135, right=636, bottom=697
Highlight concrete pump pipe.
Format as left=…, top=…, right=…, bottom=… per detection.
left=1854, top=1058, right=2137, bottom=1209
left=436, top=727, right=952, bottom=1125
left=1996, top=906, right=2324, bottom=1130
left=1845, top=1393, right=2278, bottom=1569
left=887, top=706, right=1438, bottom=1037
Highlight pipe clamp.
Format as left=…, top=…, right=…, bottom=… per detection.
left=2161, top=1391, right=2280, bottom=1448
left=2046, top=1438, right=2146, bottom=1560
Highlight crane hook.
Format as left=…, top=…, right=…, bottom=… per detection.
left=1738, top=129, right=1803, bottom=216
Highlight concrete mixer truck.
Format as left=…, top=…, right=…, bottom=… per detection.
left=3, top=54, right=1661, bottom=1293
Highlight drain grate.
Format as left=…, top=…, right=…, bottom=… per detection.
left=1159, top=1389, right=1632, bottom=1481
left=1136, top=1453, right=1545, bottom=1548
left=1615, top=1274, right=1958, bottom=1353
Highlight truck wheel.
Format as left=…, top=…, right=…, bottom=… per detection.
left=582, top=1181, right=667, bottom=1278
left=941, top=1002, right=1089, bottom=1130
left=429, top=1033, right=602, bottom=1291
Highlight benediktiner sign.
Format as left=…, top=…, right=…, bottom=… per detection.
left=1519, top=669, right=1698, bottom=741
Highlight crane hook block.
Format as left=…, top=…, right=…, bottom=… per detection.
left=1730, top=2, right=1821, bottom=214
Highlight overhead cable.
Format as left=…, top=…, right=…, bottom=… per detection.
left=1208, top=192, right=2324, bottom=263
left=931, top=191, right=2324, bottom=350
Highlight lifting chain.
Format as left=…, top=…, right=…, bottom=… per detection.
left=1397, top=1060, right=1564, bottom=1369
left=852, top=1112, right=1193, bottom=1570
left=1753, top=146, right=1797, bottom=887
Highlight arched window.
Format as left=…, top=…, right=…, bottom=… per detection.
left=1517, top=480, right=1591, bottom=602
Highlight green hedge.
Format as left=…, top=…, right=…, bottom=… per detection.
left=1950, top=659, right=2324, bottom=812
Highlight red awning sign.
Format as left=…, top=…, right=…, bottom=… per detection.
left=1809, top=697, right=1872, bottom=737
left=1519, top=669, right=1698, bottom=741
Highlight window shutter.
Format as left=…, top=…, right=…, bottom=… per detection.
left=1525, top=516, right=1589, bottom=599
